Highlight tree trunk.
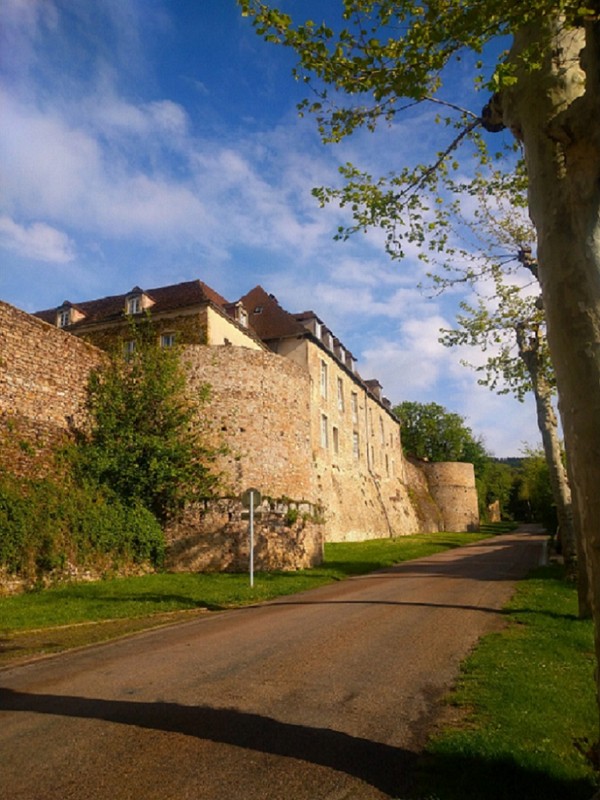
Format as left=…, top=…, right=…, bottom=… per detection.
left=516, top=326, right=577, bottom=561
left=531, top=379, right=576, bottom=559
left=530, top=376, right=591, bottom=616
left=503, top=14, right=600, bottom=728
left=571, top=469, right=593, bottom=619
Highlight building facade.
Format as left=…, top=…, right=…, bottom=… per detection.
left=0, top=277, right=479, bottom=573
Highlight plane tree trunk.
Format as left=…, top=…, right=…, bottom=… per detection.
left=516, top=323, right=590, bottom=616
left=501, top=14, right=600, bottom=742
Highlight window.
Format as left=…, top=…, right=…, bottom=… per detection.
left=351, top=392, right=358, bottom=424
left=332, top=426, right=339, bottom=455
left=352, top=431, right=360, bottom=460
left=127, top=296, right=141, bottom=315
left=320, top=360, right=328, bottom=399
left=385, top=454, right=390, bottom=476
left=320, top=414, right=329, bottom=449
left=58, top=309, right=70, bottom=328
left=160, top=333, right=176, bottom=348
left=337, top=378, right=344, bottom=412
left=380, top=417, right=385, bottom=445
left=124, top=339, right=136, bottom=357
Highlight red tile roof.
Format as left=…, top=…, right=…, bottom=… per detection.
left=35, top=280, right=229, bottom=326
left=238, top=286, right=307, bottom=341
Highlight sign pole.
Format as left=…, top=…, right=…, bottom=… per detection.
left=241, top=487, right=261, bottom=589
left=249, top=490, right=255, bottom=588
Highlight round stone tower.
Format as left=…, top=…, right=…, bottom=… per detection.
left=422, top=461, right=480, bottom=532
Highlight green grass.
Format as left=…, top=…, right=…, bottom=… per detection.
left=478, top=520, right=518, bottom=535
left=0, top=531, right=487, bottom=634
left=415, top=564, right=597, bottom=800
left=4, top=524, right=595, bottom=798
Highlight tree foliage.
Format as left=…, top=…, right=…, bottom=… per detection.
left=432, top=162, right=582, bottom=587
left=394, top=400, right=487, bottom=467
left=72, top=318, right=220, bottom=524
left=476, top=458, right=515, bottom=519
left=0, top=470, right=164, bottom=581
left=238, top=1, right=573, bottom=259
left=513, top=447, right=559, bottom=533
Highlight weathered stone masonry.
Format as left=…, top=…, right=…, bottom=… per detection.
left=0, top=301, right=106, bottom=478
left=0, top=301, right=323, bottom=571
left=0, top=295, right=480, bottom=576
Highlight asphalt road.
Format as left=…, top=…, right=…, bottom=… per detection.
left=0, top=529, right=545, bottom=800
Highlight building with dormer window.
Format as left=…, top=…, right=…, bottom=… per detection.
left=19, top=276, right=480, bottom=557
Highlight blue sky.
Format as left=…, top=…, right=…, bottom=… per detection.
left=0, top=0, right=539, bottom=457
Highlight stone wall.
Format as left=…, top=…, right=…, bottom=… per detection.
left=165, top=498, right=323, bottom=572
left=0, top=309, right=322, bottom=574
left=0, top=301, right=106, bottom=477
left=182, top=345, right=314, bottom=500
left=0, top=300, right=480, bottom=584
left=421, top=461, right=480, bottom=532
left=170, top=345, right=324, bottom=569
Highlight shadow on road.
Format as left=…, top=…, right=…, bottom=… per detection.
left=0, top=687, right=415, bottom=796
left=1, top=687, right=592, bottom=800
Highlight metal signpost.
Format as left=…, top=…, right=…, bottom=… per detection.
left=241, top=487, right=262, bottom=587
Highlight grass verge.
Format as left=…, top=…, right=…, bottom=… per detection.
left=0, top=531, right=487, bottom=665
left=414, top=564, right=597, bottom=800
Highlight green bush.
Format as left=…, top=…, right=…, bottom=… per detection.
left=73, top=318, right=220, bottom=523
left=0, top=471, right=164, bottom=582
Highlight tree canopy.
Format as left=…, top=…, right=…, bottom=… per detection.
left=393, top=400, right=487, bottom=466
left=73, top=319, right=220, bottom=523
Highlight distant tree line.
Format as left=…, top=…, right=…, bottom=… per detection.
left=394, top=400, right=557, bottom=530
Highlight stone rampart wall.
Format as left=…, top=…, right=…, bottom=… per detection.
left=182, top=345, right=314, bottom=500
left=0, top=301, right=106, bottom=477
left=0, top=302, right=479, bottom=585
left=421, top=461, right=480, bottom=532
left=165, top=498, right=323, bottom=572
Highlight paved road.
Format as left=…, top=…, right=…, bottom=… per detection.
left=0, top=529, right=545, bottom=800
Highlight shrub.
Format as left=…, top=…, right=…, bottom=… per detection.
left=73, top=317, right=220, bottom=523
left=0, top=471, right=164, bottom=582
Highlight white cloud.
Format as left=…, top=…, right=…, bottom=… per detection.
left=0, top=216, right=75, bottom=263
left=0, top=90, right=215, bottom=243
left=359, top=314, right=451, bottom=398
left=0, top=0, right=541, bottom=462
left=88, top=95, right=190, bottom=141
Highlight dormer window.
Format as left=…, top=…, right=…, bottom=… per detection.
left=125, top=286, right=154, bottom=316
left=55, top=301, right=85, bottom=328
left=127, top=295, right=141, bottom=315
